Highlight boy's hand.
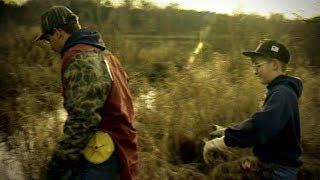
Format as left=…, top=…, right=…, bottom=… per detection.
left=203, top=136, right=228, bottom=164
left=210, top=125, right=226, bottom=138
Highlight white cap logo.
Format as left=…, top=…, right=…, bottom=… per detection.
left=271, top=45, right=279, bottom=52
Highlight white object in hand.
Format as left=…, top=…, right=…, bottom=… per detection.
left=203, top=136, right=227, bottom=164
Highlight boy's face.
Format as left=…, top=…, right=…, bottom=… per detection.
left=251, top=56, right=277, bottom=85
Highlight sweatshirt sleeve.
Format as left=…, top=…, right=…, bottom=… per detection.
left=224, top=90, right=287, bottom=148
left=56, top=52, right=111, bottom=160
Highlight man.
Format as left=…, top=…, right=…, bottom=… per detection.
left=37, top=6, right=138, bottom=180
left=203, top=39, right=303, bottom=179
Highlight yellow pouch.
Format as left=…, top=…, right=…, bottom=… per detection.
left=83, top=131, right=115, bottom=164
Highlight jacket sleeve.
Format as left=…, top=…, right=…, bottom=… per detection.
left=56, top=52, right=111, bottom=160
left=224, top=90, right=287, bottom=148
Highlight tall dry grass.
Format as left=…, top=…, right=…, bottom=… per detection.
left=0, top=25, right=319, bottom=179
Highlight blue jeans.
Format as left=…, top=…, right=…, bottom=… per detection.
left=73, top=152, right=121, bottom=180
left=259, top=162, right=298, bottom=180
left=45, top=152, right=121, bottom=180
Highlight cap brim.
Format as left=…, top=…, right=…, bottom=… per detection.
left=242, top=51, right=264, bottom=58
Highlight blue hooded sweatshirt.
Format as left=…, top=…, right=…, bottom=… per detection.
left=60, top=28, right=106, bottom=57
left=224, top=75, right=303, bottom=167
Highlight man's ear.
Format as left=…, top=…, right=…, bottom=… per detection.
left=52, top=28, right=63, bottom=38
left=51, top=28, right=58, bottom=37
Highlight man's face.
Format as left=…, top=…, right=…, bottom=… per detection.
left=251, top=56, right=275, bottom=84
left=44, top=29, right=64, bottom=53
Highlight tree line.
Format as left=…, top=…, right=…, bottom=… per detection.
left=0, top=0, right=319, bottom=66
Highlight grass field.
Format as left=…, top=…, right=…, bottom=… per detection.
left=0, top=22, right=319, bottom=179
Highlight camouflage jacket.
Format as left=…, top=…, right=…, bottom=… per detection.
left=56, top=50, right=112, bottom=161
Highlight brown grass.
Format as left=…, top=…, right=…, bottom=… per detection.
left=0, top=25, right=319, bottom=179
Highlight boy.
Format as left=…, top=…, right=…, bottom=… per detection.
left=203, top=39, right=303, bottom=179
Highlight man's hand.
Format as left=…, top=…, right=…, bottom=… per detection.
left=46, top=154, right=69, bottom=179
left=45, top=153, right=82, bottom=180
left=203, top=136, right=228, bottom=164
left=210, top=125, right=226, bottom=138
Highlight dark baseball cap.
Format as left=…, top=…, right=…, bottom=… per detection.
left=36, top=6, right=79, bottom=41
left=243, top=39, right=290, bottom=64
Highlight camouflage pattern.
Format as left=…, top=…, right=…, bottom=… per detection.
left=56, top=51, right=112, bottom=160
left=37, top=6, right=79, bottom=41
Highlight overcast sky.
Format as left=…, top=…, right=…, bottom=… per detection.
left=6, top=0, right=320, bottom=19
left=114, top=0, right=320, bottom=19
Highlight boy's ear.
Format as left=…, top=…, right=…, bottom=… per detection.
left=272, top=59, right=282, bottom=71
left=250, top=57, right=256, bottom=64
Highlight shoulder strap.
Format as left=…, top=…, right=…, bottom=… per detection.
left=100, top=52, right=113, bottom=81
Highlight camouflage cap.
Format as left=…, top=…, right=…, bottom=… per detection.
left=36, top=6, right=79, bottom=41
